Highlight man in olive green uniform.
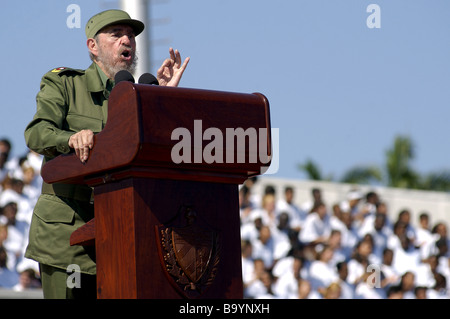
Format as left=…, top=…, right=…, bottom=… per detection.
left=24, top=9, right=189, bottom=299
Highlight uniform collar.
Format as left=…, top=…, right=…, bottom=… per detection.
left=87, top=63, right=114, bottom=99
left=85, top=63, right=104, bottom=93
left=94, top=63, right=114, bottom=91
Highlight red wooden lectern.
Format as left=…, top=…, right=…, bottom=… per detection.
left=41, top=82, right=272, bottom=299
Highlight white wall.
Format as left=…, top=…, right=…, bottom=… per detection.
left=251, top=176, right=450, bottom=228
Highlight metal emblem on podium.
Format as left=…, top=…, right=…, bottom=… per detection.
left=156, top=205, right=220, bottom=298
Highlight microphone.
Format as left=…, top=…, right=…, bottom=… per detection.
left=138, top=73, right=159, bottom=85
left=114, top=70, right=135, bottom=84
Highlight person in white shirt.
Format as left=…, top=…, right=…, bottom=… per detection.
left=427, top=273, right=449, bottom=299
left=276, top=186, right=306, bottom=232
left=0, top=246, right=19, bottom=288
left=0, top=139, right=13, bottom=185
left=327, top=229, right=347, bottom=267
left=1, top=202, right=29, bottom=271
left=415, top=213, right=438, bottom=260
left=298, top=201, right=331, bottom=246
left=390, top=232, right=421, bottom=276
left=398, top=271, right=417, bottom=299
left=297, top=278, right=322, bottom=299
left=241, top=240, right=255, bottom=291
left=336, top=261, right=355, bottom=299
left=251, top=225, right=278, bottom=270
left=415, top=255, right=438, bottom=289
left=380, top=248, right=401, bottom=289
left=358, top=213, right=392, bottom=262
left=245, top=267, right=276, bottom=299
left=347, top=239, right=377, bottom=286
left=338, top=211, right=359, bottom=260
left=354, top=270, right=386, bottom=299
left=240, top=210, right=264, bottom=243
left=339, top=189, right=363, bottom=225
left=300, top=187, right=322, bottom=214
left=396, top=209, right=417, bottom=245
left=308, top=245, right=339, bottom=293
left=272, top=254, right=305, bottom=299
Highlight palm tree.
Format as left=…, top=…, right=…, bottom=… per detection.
left=298, top=135, right=450, bottom=192
left=298, top=158, right=333, bottom=181
left=421, top=171, right=450, bottom=191
left=385, top=135, right=420, bottom=188
left=340, top=166, right=382, bottom=185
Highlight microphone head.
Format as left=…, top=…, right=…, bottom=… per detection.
left=114, top=70, right=135, bottom=84
left=138, top=73, right=159, bottom=85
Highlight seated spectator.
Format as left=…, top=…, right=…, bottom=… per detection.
left=427, top=273, right=449, bottom=299
left=323, top=282, right=341, bottom=299
left=239, top=185, right=254, bottom=225
left=347, top=239, right=376, bottom=285
left=326, top=229, right=346, bottom=267
left=415, top=255, right=438, bottom=288
left=397, top=271, right=416, bottom=299
left=300, top=187, right=322, bottom=214
left=354, top=270, right=386, bottom=299
left=243, top=258, right=265, bottom=298
left=391, top=233, right=421, bottom=276
left=396, top=209, right=417, bottom=244
left=380, top=248, right=401, bottom=289
left=308, top=244, right=339, bottom=293
left=415, top=212, right=437, bottom=260
left=358, top=210, right=392, bottom=262
left=338, top=211, right=359, bottom=259
left=0, top=177, right=33, bottom=225
left=13, top=268, right=41, bottom=291
left=252, top=225, right=288, bottom=271
left=336, top=261, right=355, bottom=299
left=297, top=278, right=322, bottom=299
left=0, top=139, right=13, bottom=184
left=414, top=286, right=428, bottom=299
left=253, top=270, right=276, bottom=299
left=244, top=261, right=276, bottom=299
left=276, top=186, right=305, bottom=232
left=1, top=202, right=29, bottom=271
left=0, top=246, right=19, bottom=288
left=352, top=191, right=380, bottom=225
left=241, top=240, right=255, bottom=291
left=240, top=210, right=264, bottom=243
left=339, top=189, right=363, bottom=226
left=298, top=201, right=331, bottom=249
left=248, top=193, right=279, bottom=230
left=272, top=252, right=305, bottom=298
left=386, top=285, right=404, bottom=299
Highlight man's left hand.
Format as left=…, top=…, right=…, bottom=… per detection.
left=157, top=48, right=190, bottom=87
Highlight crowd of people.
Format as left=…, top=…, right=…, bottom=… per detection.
left=0, top=138, right=43, bottom=292
left=0, top=136, right=449, bottom=299
left=239, top=177, right=450, bottom=299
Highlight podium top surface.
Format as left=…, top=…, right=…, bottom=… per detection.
left=41, top=82, right=272, bottom=185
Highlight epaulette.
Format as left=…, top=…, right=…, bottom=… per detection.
left=49, top=67, right=85, bottom=76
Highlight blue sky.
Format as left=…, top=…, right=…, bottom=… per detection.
left=1, top=0, right=449, bottom=181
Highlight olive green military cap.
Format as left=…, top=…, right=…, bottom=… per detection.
left=85, top=9, right=145, bottom=39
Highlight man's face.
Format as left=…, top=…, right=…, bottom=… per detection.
left=92, top=24, right=137, bottom=78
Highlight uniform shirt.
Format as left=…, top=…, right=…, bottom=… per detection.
left=24, top=62, right=112, bottom=274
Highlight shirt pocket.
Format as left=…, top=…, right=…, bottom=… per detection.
left=65, top=113, right=103, bottom=133
left=33, top=194, right=75, bottom=224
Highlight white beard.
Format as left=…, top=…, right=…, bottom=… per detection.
left=96, top=46, right=138, bottom=79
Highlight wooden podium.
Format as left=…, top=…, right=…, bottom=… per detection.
left=41, top=82, right=272, bottom=299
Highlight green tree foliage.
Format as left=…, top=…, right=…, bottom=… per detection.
left=298, top=135, right=450, bottom=192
